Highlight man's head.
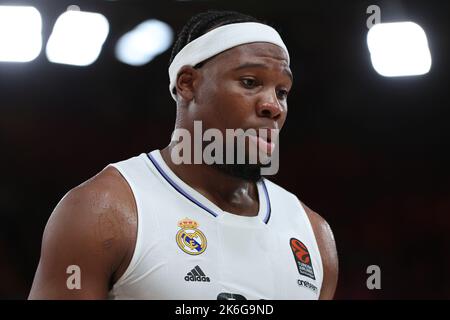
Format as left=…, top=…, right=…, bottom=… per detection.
left=168, top=10, right=292, bottom=181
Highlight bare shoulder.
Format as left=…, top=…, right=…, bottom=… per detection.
left=71, top=165, right=137, bottom=234
left=300, top=202, right=339, bottom=300
left=28, top=166, right=137, bottom=299
left=67, top=165, right=137, bottom=256
left=301, top=202, right=335, bottom=248
left=51, top=165, right=137, bottom=260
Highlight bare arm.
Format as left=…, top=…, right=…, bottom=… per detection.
left=301, top=202, right=339, bottom=300
left=28, top=167, right=137, bottom=299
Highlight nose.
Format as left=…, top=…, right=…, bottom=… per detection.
left=255, top=89, right=284, bottom=120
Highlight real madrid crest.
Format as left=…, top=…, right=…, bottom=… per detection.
left=176, top=218, right=207, bottom=255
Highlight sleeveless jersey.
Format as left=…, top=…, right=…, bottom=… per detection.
left=108, top=150, right=323, bottom=300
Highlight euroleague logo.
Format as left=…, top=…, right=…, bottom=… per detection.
left=289, top=238, right=315, bottom=280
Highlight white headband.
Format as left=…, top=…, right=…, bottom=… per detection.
left=168, top=22, right=290, bottom=101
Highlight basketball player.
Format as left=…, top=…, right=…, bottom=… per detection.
left=29, top=10, right=338, bottom=300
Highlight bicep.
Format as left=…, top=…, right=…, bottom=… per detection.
left=301, top=202, right=339, bottom=300
left=29, top=190, right=119, bottom=299
left=317, top=220, right=338, bottom=300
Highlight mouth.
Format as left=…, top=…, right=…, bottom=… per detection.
left=249, top=136, right=274, bottom=155
left=247, top=128, right=278, bottom=156
left=256, top=127, right=279, bottom=143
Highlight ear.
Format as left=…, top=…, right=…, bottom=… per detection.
left=175, top=66, right=200, bottom=103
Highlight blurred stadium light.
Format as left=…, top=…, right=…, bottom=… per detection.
left=0, top=5, right=42, bottom=63
left=367, top=22, right=432, bottom=77
left=46, top=7, right=110, bottom=66
left=115, top=19, right=173, bottom=66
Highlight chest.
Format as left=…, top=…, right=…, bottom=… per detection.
left=134, top=206, right=322, bottom=300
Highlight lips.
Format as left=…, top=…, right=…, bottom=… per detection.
left=248, top=135, right=275, bottom=155
left=247, top=128, right=278, bottom=156
left=256, top=127, right=278, bottom=144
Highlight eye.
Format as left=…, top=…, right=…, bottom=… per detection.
left=241, top=78, right=258, bottom=88
left=277, top=89, right=289, bottom=100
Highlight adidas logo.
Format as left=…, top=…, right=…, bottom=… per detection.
left=184, top=265, right=210, bottom=282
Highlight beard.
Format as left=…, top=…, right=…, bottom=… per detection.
left=214, top=162, right=263, bottom=182
left=210, top=143, right=272, bottom=182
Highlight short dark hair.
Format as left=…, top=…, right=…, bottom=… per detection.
left=168, top=10, right=264, bottom=68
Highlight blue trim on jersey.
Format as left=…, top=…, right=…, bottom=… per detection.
left=147, top=152, right=218, bottom=218
left=261, top=180, right=271, bottom=224
left=147, top=152, right=272, bottom=224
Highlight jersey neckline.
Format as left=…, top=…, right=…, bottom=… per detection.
left=145, top=150, right=271, bottom=224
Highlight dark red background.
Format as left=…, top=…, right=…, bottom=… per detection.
left=1, top=0, right=449, bottom=299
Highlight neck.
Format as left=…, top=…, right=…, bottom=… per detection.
left=160, top=143, right=260, bottom=217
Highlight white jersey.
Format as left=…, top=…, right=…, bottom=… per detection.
left=108, top=150, right=323, bottom=300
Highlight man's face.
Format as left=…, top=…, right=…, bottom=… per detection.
left=179, top=42, right=292, bottom=179
left=192, top=42, right=292, bottom=140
